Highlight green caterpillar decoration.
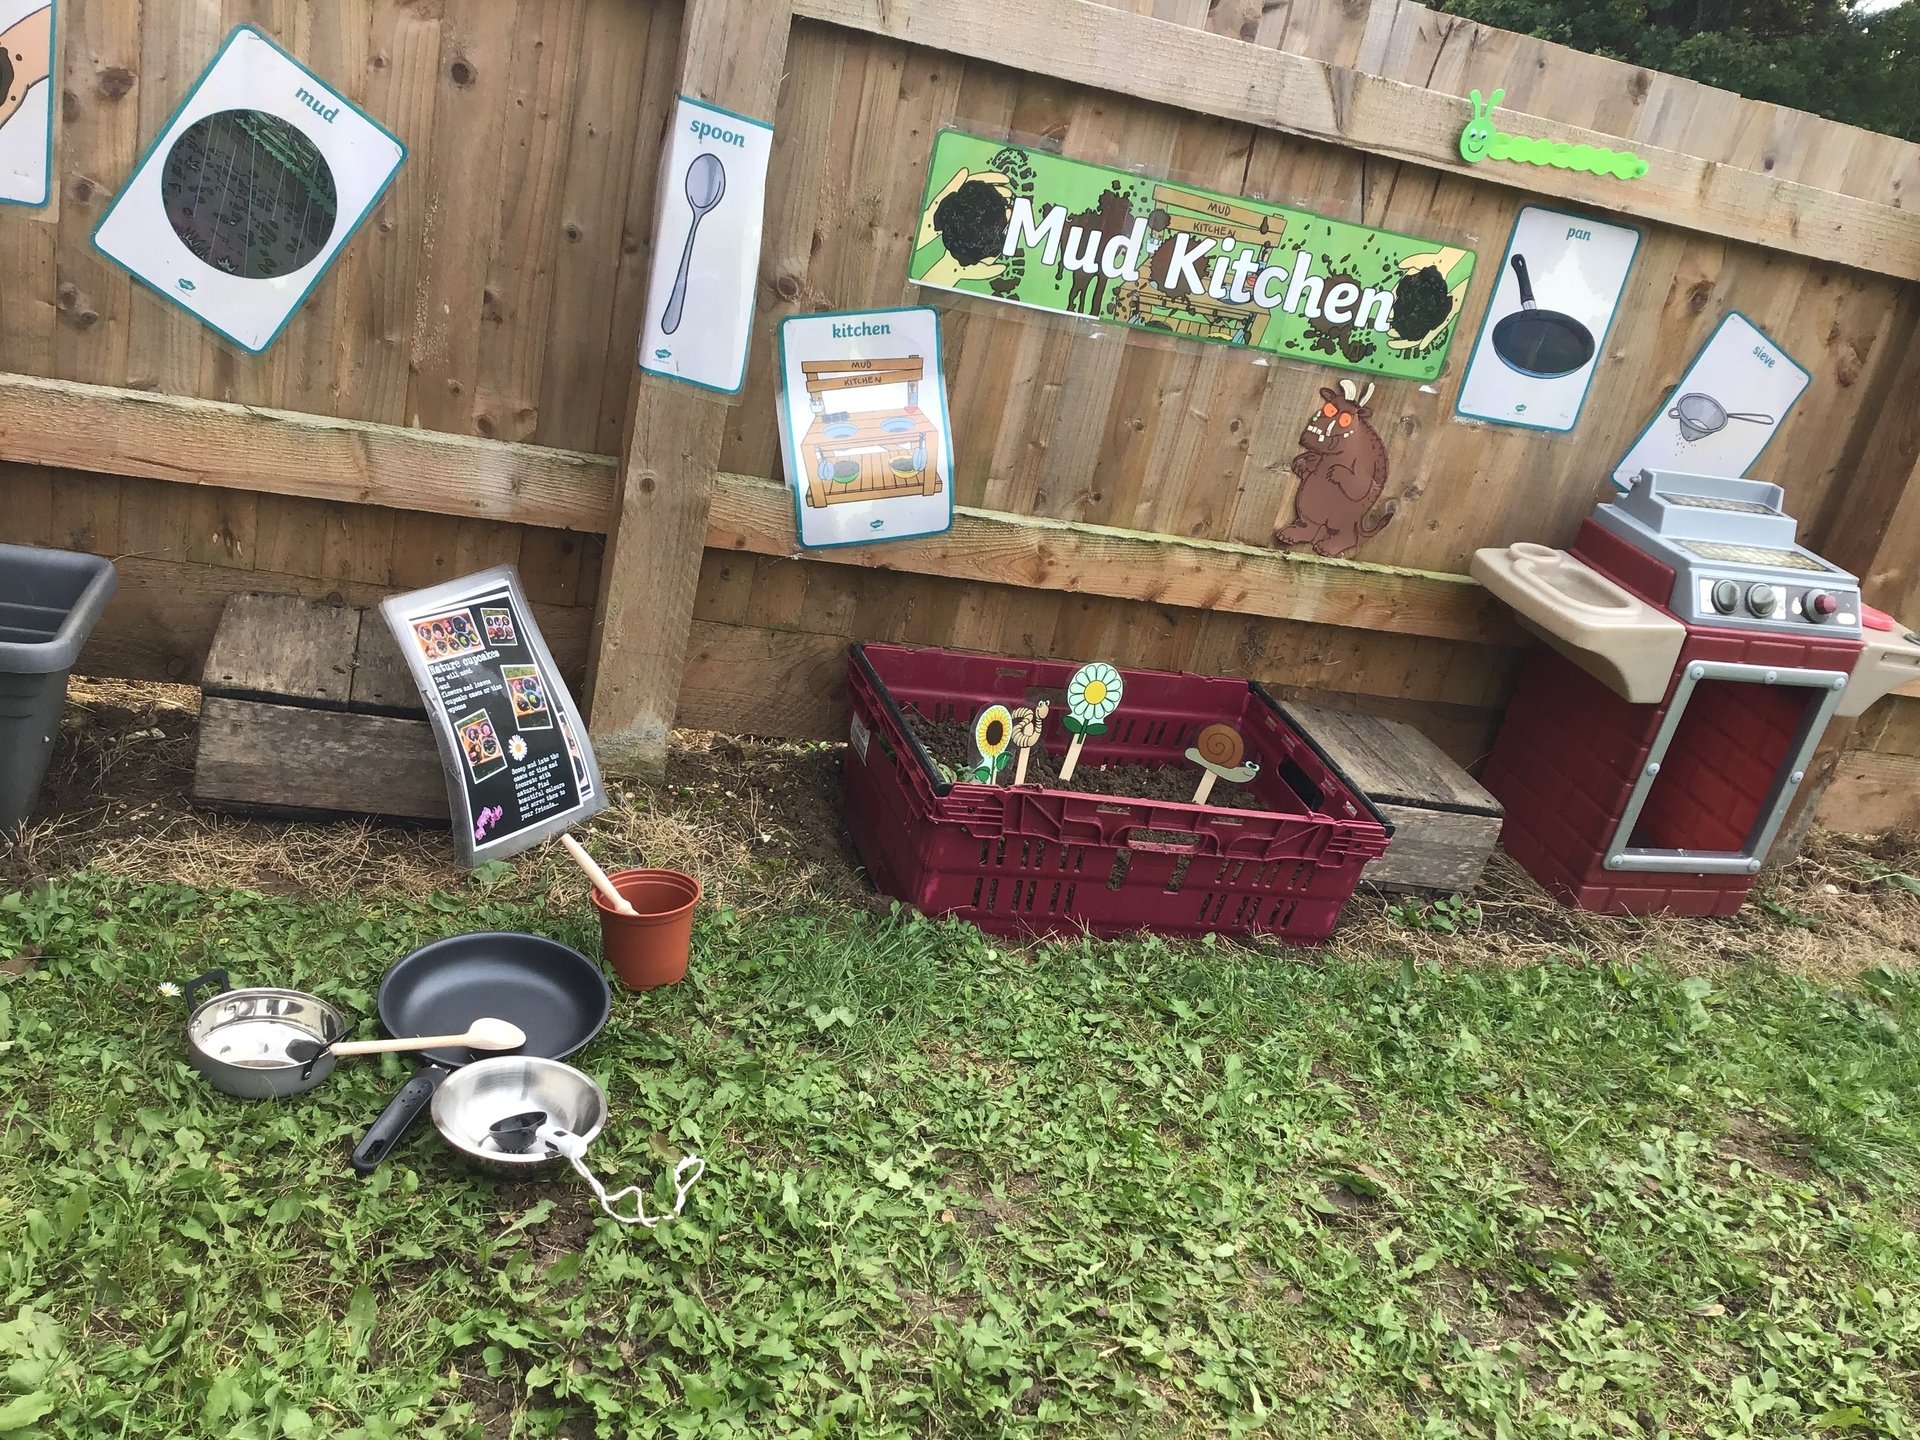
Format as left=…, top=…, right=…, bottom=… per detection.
left=1458, top=88, right=1648, bottom=181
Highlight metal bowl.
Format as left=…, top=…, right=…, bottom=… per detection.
left=182, top=969, right=347, bottom=1099
left=431, top=1056, right=607, bottom=1175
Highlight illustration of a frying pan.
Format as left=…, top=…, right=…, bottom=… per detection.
left=1669, top=392, right=1774, bottom=443
left=1491, top=254, right=1596, bottom=379
left=0, top=5, right=54, bottom=134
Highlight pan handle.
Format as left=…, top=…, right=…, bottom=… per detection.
left=182, top=969, right=230, bottom=1009
left=1510, top=253, right=1537, bottom=309
left=350, top=1068, right=448, bottom=1175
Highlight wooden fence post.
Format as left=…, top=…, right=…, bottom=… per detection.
left=1772, top=312, right=1920, bottom=861
left=585, top=0, right=793, bottom=779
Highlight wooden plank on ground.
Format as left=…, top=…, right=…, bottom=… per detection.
left=1815, top=749, right=1920, bottom=836
left=0, top=374, right=615, bottom=530
left=201, top=595, right=363, bottom=710
left=586, top=0, right=797, bottom=777
left=192, top=696, right=449, bottom=821
left=707, top=472, right=1522, bottom=646
left=350, top=610, right=427, bottom=716
left=789, top=0, right=1920, bottom=280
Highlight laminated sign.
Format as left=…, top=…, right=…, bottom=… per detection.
left=383, top=567, right=606, bottom=868
left=909, top=130, right=1476, bottom=381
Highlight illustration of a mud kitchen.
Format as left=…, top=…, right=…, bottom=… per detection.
left=798, top=356, right=944, bottom=510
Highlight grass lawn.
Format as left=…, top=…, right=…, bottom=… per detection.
left=2, top=853, right=1919, bottom=1438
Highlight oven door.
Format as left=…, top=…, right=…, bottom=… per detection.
left=1606, top=660, right=1848, bottom=876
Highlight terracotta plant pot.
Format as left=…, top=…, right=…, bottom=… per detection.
left=591, top=869, right=702, bottom=991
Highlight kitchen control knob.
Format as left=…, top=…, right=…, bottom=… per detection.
left=1806, top=592, right=1839, bottom=623
left=1711, top=579, right=1740, bottom=615
left=1747, top=584, right=1778, bottom=617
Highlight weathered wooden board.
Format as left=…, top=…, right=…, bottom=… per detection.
left=201, top=595, right=363, bottom=710
left=1282, top=698, right=1504, bottom=894
left=193, top=697, right=448, bottom=822
left=349, top=613, right=427, bottom=717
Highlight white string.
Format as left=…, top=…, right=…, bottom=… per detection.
left=540, top=1125, right=705, bottom=1228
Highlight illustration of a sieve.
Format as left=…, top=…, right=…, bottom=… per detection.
left=1668, top=392, right=1774, bottom=443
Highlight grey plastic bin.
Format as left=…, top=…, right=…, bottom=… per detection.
left=0, top=544, right=118, bottom=829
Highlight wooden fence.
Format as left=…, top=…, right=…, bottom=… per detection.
left=2, top=0, right=1917, bottom=832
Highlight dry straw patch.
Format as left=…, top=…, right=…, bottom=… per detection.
left=3, top=679, right=1916, bottom=977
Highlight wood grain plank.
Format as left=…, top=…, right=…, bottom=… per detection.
left=193, top=696, right=449, bottom=820
left=0, top=374, right=615, bottom=530
left=706, top=472, right=1521, bottom=644
left=201, top=593, right=363, bottom=708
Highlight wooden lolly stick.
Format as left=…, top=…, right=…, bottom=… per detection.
left=1190, top=770, right=1219, bottom=806
left=1013, top=746, right=1032, bottom=787
left=561, top=833, right=638, bottom=916
left=1058, top=732, right=1088, bottom=782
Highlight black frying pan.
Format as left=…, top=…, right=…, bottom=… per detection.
left=1491, top=253, right=1595, bottom=379
left=349, top=932, right=611, bottom=1175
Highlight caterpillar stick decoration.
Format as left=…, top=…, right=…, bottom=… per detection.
left=1458, top=89, right=1647, bottom=181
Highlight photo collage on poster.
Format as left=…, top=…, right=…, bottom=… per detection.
left=389, top=576, right=599, bottom=862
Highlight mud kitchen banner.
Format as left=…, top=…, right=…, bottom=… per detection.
left=910, top=131, right=1477, bottom=382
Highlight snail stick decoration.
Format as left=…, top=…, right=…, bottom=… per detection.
left=1009, top=701, right=1049, bottom=786
left=968, top=705, right=1015, bottom=784
left=1186, top=724, right=1260, bottom=806
left=1058, top=663, right=1123, bottom=783
left=1458, top=88, right=1648, bottom=181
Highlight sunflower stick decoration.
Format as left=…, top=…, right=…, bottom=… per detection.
left=968, top=704, right=1015, bottom=784
left=1186, top=723, right=1260, bottom=805
left=1009, top=701, right=1049, bottom=786
left=1059, top=662, right=1123, bottom=783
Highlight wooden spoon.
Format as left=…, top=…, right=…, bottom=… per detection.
left=287, top=1017, right=526, bottom=1064
left=560, top=833, right=639, bottom=917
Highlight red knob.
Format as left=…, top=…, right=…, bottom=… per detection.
left=1811, top=592, right=1839, bottom=617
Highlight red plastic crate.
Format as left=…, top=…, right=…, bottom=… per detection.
left=841, top=643, right=1392, bottom=942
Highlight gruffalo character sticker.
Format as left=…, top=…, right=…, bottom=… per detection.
left=1273, top=379, right=1396, bottom=558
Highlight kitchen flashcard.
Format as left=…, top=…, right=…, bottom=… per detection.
left=1455, top=207, right=1638, bottom=431
left=383, top=566, right=605, bottom=867
left=1611, top=313, right=1809, bottom=490
left=776, top=307, right=957, bottom=549
left=0, top=1, right=54, bottom=208
left=92, top=25, right=405, bottom=353
left=638, top=96, right=774, bottom=396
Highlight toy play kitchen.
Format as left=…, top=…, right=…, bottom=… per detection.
left=1474, top=469, right=1920, bottom=916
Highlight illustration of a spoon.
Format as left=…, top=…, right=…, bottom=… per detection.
left=661, top=152, right=727, bottom=336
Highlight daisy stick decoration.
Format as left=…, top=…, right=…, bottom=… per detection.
left=1058, top=662, right=1123, bottom=782
left=1009, top=701, right=1049, bottom=786
left=968, top=704, right=1015, bottom=784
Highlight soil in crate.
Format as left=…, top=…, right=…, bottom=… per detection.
left=900, top=712, right=1276, bottom=815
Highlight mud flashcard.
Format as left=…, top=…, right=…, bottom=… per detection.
left=0, top=2, right=55, bottom=209
left=383, top=566, right=606, bottom=866
left=1611, top=313, right=1809, bottom=490
left=481, top=607, right=517, bottom=646
left=1455, top=207, right=1638, bottom=432
left=501, top=664, right=554, bottom=731
left=777, top=307, right=956, bottom=548
left=91, top=25, right=405, bottom=353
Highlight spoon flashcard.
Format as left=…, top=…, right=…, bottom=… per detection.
left=640, top=96, right=774, bottom=396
